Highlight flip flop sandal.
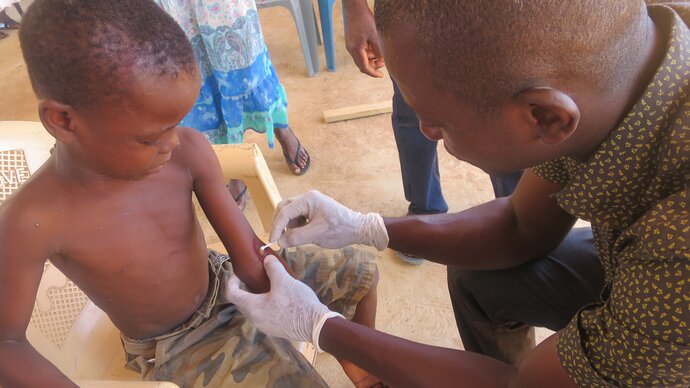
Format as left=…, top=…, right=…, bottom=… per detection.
left=232, top=184, right=248, bottom=204
left=229, top=182, right=248, bottom=211
left=282, top=140, right=311, bottom=176
left=0, top=21, right=18, bottom=29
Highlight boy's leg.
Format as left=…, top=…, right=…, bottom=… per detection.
left=125, top=312, right=328, bottom=387
left=123, top=252, right=329, bottom=388
left=447, top=228, right=605, bottom=365
left=283, top=245, right=377, bottom=320
left=338, top=268, right=382, bottom=387
left=350, top=267, right=378, bottom=328
left=283, top=246, right=383, bottom=387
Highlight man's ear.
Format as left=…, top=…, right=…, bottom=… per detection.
left=38, top=99, right=78, bottom=143
left=514, top=87, right=580, bottom=145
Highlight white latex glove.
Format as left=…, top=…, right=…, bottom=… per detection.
left=269, top=190, right=389, bottom=250
left=225, top=255, right=344, bottom=351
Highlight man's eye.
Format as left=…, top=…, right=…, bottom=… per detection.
left=141, top=140, right=160, bottom=146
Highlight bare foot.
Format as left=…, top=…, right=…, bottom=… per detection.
left=275, top=126, right=310, bottom=175
left=338, top=359, right=387, bottom=388
left=227, top=179, right=248, bottom=211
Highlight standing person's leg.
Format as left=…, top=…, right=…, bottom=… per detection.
left=392, top=81, right=448, bottom=216
left=275, top=126, right=311, bottom=176
left=490, top=171, right=524, bottom=198
left=284, top=245, right=384, bottom=387
left=447, top=228, right=605, bottom=365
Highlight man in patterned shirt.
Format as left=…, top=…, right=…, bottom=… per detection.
left=226, top=0, right=689, bottom=386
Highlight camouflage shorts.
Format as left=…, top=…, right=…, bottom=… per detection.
left=121, top=246, right=377, bottom=388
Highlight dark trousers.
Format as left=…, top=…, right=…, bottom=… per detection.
left=449, top=171, right=603, bottom=364
left=391, top=81, right=448, bottom=215
left=448, top=228, right=605, bottom=364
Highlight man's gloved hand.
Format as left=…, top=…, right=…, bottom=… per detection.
left=225, top=255, right=343, bottom=351
left=269, top=190, right=389, bottom=251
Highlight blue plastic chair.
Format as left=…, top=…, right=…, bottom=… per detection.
left=256, top=0, right=321, bottom=77
left=315, top=0, right=345, bottom=72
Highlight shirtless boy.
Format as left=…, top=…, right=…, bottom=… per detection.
left=0, top=1, right=381, bottom=387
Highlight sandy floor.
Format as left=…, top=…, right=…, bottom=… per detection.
left=0, top=3, right=555, bottom=386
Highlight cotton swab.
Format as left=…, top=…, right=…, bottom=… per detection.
left=259, top=241, right=278, bottom=253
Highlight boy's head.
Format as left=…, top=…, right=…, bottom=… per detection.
left=374, top=0, right=650, bottom=174
left=19, top=0, right=197, bottom=110
left=18, top=0, right=200, bottom=180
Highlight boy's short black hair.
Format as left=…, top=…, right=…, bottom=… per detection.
left=374, top=0, right=648, bottom=110
left=19, top=0, right=197, bottom=109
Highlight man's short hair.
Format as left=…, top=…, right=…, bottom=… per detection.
left=374, top=0, right=648, bottom=109
left=19, top=0, right=197, bottom=109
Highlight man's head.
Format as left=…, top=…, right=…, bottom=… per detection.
left=375, top=0, right=650, bottom=174
left=18, top=0, right=200, bottom=180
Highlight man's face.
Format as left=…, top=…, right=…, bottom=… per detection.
left=67, top=70, right=200, bottom=180
left=383, top=30, right=549, bottom=176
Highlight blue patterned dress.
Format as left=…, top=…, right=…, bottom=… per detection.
left=155, top=0, right=288, bottom=147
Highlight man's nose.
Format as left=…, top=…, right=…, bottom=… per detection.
left=419, top=122, right=443, bottom=141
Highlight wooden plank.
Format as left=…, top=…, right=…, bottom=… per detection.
left=323, top=100, right=392, bottom=123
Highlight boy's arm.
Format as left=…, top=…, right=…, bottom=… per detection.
left=0, top=207, right=77, bottom=387
left=179, top=128, right=282, bottom=293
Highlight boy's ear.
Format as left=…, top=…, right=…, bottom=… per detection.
left=513, top=87, right=580, bottom=145
left=38, top=99, right=78, bottom=143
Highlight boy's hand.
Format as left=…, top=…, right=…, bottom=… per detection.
left=344, top=0, right=385, bottom=78
left=269, top=190, right=389, bottom=251
left=226, top=256, right=343, bottom=350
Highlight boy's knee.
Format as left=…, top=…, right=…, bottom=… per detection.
left=370, top=266, right=380, bottom=289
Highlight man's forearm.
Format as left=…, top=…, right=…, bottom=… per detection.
left=385, top=197, right=563, bottom=269
left=0, top=340, right=77, bottom=388
left=320, top=317, right=516, bottom=387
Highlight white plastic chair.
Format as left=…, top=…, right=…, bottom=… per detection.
left=0, top=120, right=314, bottom=387
left=256, top=0, right=321, bottom=77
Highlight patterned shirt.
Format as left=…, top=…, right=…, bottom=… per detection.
left=533, top=4, right=690, bottom=387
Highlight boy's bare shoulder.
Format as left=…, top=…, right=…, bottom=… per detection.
left=176, top=126, right=214, bottom=155
left=0, top=160, right=64, bottom=260
left=173, top=126, right=218, bottom=173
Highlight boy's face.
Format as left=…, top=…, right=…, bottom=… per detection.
left=383, top=31, right=554, bottom=175
left=67, top=71, right=200, bottom=180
